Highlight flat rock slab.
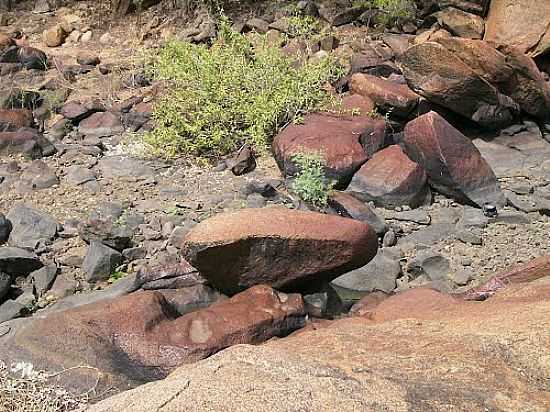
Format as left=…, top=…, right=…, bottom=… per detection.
left=0, top=285, right=305, bottom=393
left=98, top=156, right=155, bottom=180
left=183, top=208, right=378, bottom=295
left=0, top=247, right=42, bottom=276
left=7, top=204, right=58, bottom=250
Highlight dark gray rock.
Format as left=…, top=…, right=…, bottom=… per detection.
left=30, top=264, right=57, bottom=296
left=82, top=241, right=123, bottom=282
left=455, top=229, right=483, bottom=245
left=303, top=292, right=328, bottom=318
left=122, top=247, right=147, bottom=261
left=331, top=251, right=401, bottom=297
left=390, top=209, right=431, bottom=225
left=7, top=204, right=58, bottom=249
left=0, top=300, right=26, bottom=323
left=398, top=223, right=456, bottom=248
left=0, top=247, right=42, bottom=276
left=329, top=192, right=387, bottom=236
left=19, top=160, right=59, bottom=190
left=408, top=251, right=450, bottom=281
left=492, top=211, right=530, bottom=225
left=0, top=213, right=11, bottom=243
left=65, top=165, right=97, bottom=186
left=78, top=218, right=134, bottom=251
left=157, top=284, right=224, bottom=316
left=98, top=156, right=155, bottom=180
left=458, top=206, right=489, bottom=229
left=0, top=272, right=11, bottom=303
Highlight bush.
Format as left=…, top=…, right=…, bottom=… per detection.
left=290, top=152, right=331, bottom=207
left=143, top=19, right=344, bottom=158
left=354, top=0, right=416, bottom=24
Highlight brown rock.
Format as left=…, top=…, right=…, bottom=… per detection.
left=350, top=73, right=419, bottom=117
left=0, top=32, right=14, bottom=52
left=17, top=46, right=48, bottom=70
left=0, top=109, right=33, bottom=131
left=42, top=24, right=66, bottom=47
left=78, top=111, right=124, bottom=137
left=400, top=41, right=519, bottom=128
left=272, top=112, right=384, bottom=188
left=431, top=7, right=485, bottom=39
left=1, top=285, right=305, bottom=392
left=0, top=128, right=55, bottom=159
left=484, top=0, right=550, bottom=58
left=328, top=191, right=387, bottom=235
left=228, top=144, right=256, bottom=176
left=87, top=270, right=550, bottom=412
left=346, top=145, right=429, bottom=209
left=403, top=111, right=505, bottom=207
left=183, top=208, right=378, bottom=295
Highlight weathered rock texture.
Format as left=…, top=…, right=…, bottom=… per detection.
left=87, top=275, right=550, bottom=411
left=183, top=208, right=378, bottom=295
left=1, top=285, right=305, bottom=392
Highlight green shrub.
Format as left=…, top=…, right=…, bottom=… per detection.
left=354, top=0, right=416, bottom=24
left=291, top=152, right=331, bottom=207
left=143, top=18, right=344, bottom=158
left=287, top=15, right=322, bottom=38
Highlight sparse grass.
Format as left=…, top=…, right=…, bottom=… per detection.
left=108, top=271, right=127, bottom=283
left=290, top=151, right=332, bottom=207
left=142, top=18, right=344, bottom=159
left=353, top=0, right=416, bottom=24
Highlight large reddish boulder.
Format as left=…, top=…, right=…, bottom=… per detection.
left=0, top=128, right=55, bottom=158
left=403, top=111, right=504, bottom=207
left=182, top=208, right=378, bottom=295
left=0, top=109, right=33, bottom=131
left=272, top=110, right=385, bottom=188
left=346, top=145, right=429, bottom=209
left=484, top=0, right=550, bottom=58
left=350, top=73, right=419, bottom=117
left=0, top=285, right=305, bottom=392
left=400, top=41, right=519, bottom=129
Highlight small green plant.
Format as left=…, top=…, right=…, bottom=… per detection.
left=291, top=152, right=331, bottom=207
left=353, top=0, right=415, bottom=25
left=288, top=15, right=322, bottom=37
left=109, top=271, right=127, bottom=283
left=143, top=17, right=344, bottom=158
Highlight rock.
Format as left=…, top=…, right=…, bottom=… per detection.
left=0, top=213, right=11, bottom=243
left=0, top=272, right=10, bottom=302
left=455, top=229, right=483, bottom=245
left=78, top=218, right=134, bottom=251
left=98, top=156, right=155, bottom=180
left=403, top=112, right=505, bottom=208
left=0, top=247, right=42, bottom=276
left=382, top=230, right=397, bottom=247
left=245, top=18, right=269, bottom=34
left=78, top=112, right=124, bottom=138
left=76, top=54, right=100, bottom=66
left=430, top=7, right=485, bottom=39
left=228, top=144, right=256, bottom=176
left=346, top=145, right=429, bottom=209
left=0, top=88, right=40, bottom=110
left=330, top=6, right=367, bottom=26
left=400, top=41, right=519, bottom=129
left=45, top=275, right=77, bottom=301
left=7, top=204, right=58, bottom=250
left=398, top=223, right=457, bottom=248
left=60, top=101, right=94, bottom=121
left=30, top=264, right=57, bottom=296
left=484, top=0, right=550, bottom=58
left=328, top=191, right=387, bottom=235
left=459, top=205, right=489, bottom=228
left=1, top=285, right=305, bottom=392
left=272, top=112, right=384, bottom=188
left=331, top=250, right=402, bottom=297
left=17, top=46, right=48, bottom=70
left=135, top=260, right=204, bottom=290
left=390, top=209, right=431, bottom=225
left=82, top=241, right=123, bottom=282
left=350, top=73, right=419, bottom=117
left=19, top=159, right=59, bottom=190
left=0, top=109, right=33, bottom=131
left=157, top=284, right=223, bottom=316
left=43, top=24, right=66, bottom=47
left=65, top=165, right=97, bottom=186
left=408, top=250, right=451, bottom=281
left=0, top=128, right=55, bottom=159
left=183, top=208, right=378, bottom=295
left=0, top=300, right=26, bottom=323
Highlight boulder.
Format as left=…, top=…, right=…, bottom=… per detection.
left=484, top=0, right=550, bottom=58
left=157, top=285, right=224, bottom=316
left=328, top=191, right=387, bottom=235
left=82, top=241, right=123, bottom=282
left=7, top=204, right=58, bottom=250
left=272, top=112, right=384, bottom=188
left=350, top=73, right=419, bottom=117
left=182, top=208, right=378, bottom=295
left=17, top=46, right=48, bottom=70
left=0, top=247, right=42, bottom=276
left=0, top=272, right=11, bottom=303
left=430, top=7, right=485, bottom=39
left=346, top=145, right=429, bottom=209
left=19, top=159, right=59, bottom=190
left=0, top=300, right=26, bottom=324
left=78, top=218, right=134, bottom=251
left=0, top=128, right=55, bottom=159
left=403, top=111, right=505, bottom=207
left=436, top=0, right=490, bottom=15
left=400, top=41, right=519, bottom=129
left=86, top=266, right=550, bottom=412
left=0, top=285, right=305, bottom=392
left=78, top=111, right=124, bottom=137
left=42, top=24, right=67, bottom=47
left=0, top=109, right=33, bottom=131
left=0, top=213, right=11, bottom=243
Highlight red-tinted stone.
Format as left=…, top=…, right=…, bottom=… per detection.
left=0, top=109, right=33, bottom=131
left=78, top=111, right=124, bottom=137
left=182, top=208, right=378, bottom=295
left=346, top=145, right=429, bottom=209
left=328, top=191, right=387, bottom=235
left=403, top=111, right=505, bottom=207
left=0, top=128, right=55, bottom=159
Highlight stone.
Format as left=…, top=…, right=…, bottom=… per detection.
left=82, top=241, right=123, bottom=282
left=19, top=160, right=59, bottom=190
left=382, top=230, right=397, bottom=247
left=0, top=272, right=10, bottom=303
left=0, top=299, right=26, bottom=323
left=0, top=247, right=42, bottom=276
left=76, top=54, right=100, bottom=66
left=0, top=128, right=55, bottom=159
left=245, top=18, right=269, bottom=34
left=60, top=101, right=94, bottom=121
left=65, top=165, right=97, bottom=186
left=7, top=204, right=58, bottom=250
left=0, top=213, right=11, bottom=243
left=331, top=250, right=402, bottom=297
left=157, top=284, right=223, bottom=316
left=183, top=208, right=378, bottom=295
left=408, top=251, right=451, bottom=281
left=403, top=112, right=505, bottom=208
left=0, top=109, right=33, bottom=131
left=78, top=112, right=124, bottom=138
left=328, top=191, right=387, bottom=235
left=30, top=264, right=57, bottom=297
left=303, top=292, right=328, bottom=318
left=43, top=24, right=67, bottom=47
left=135, top=260, right=204, bottom=290
left=1, top=285, right=305, bottom=392
left=484, top=0, right=550, bottom=58
left=400, top=42, right=519, bottom=129
left=330, top=6, right=367, bottom=26
left=79, top=218, right=134, bottom=252
left=17, top=47, right=48, bottom=70
left=398, top=223, right=457, bottom=248
left=455, top=229, right=483, bottom=245
left=350, top=73, right=419, bottom=117
left=98, top=156, right=155, bottom=180
left=272, top=112, right=385, bottom=188
left=45, top=275, right=77, bottom=300
left=228, top=144, right=256, bottom=176
left=430, top=7, right=485, bottom=39
left=390, top=209, right=431, bottom=225
left=346, top=145, right=429, bottom=209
